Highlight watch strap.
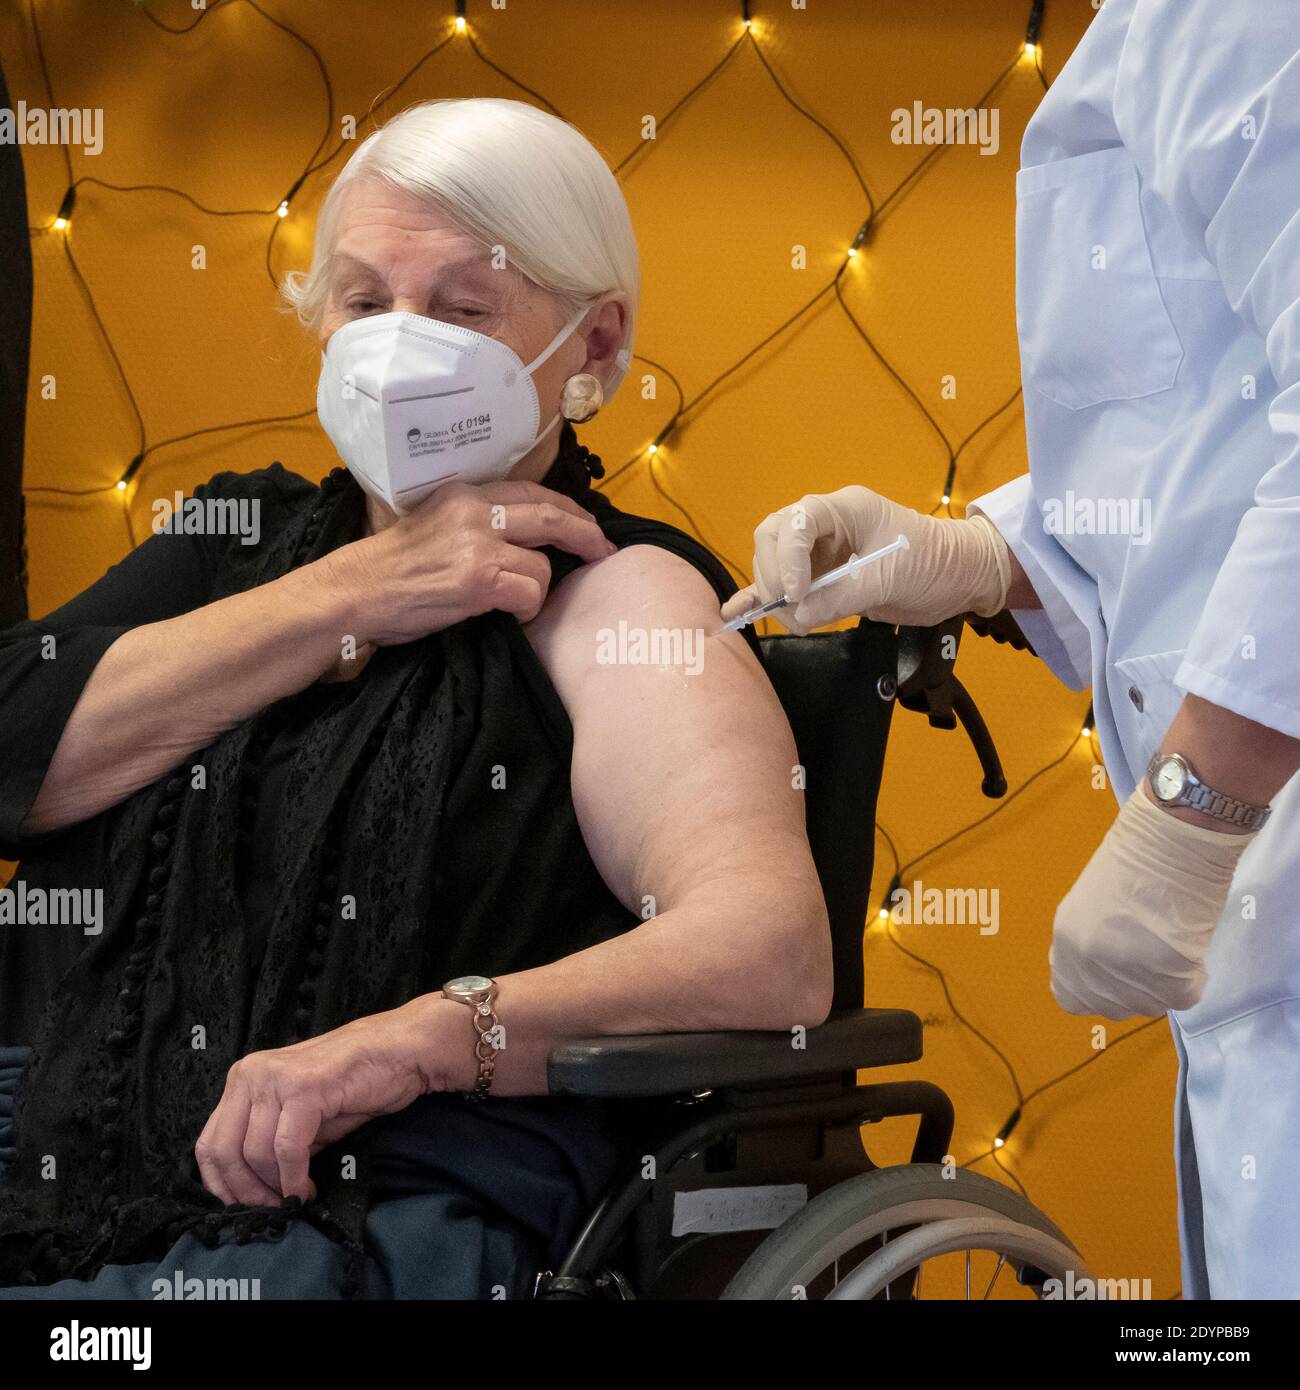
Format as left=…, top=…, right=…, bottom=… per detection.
left=1145, top=752, right=1271, bottom=831
left=465, top=993, right=500, bottom=1102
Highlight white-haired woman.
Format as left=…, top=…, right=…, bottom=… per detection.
left=0, top=98, right=830, bottom=1299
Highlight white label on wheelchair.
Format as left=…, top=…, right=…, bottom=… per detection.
left=671, top=1184, right=808, bottom=1237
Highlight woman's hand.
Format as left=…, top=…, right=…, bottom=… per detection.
left=194, top=998, right=464, bottom=1206
left=317, top=479, right=617, bottom=647
left=719, top=486, right=1011, bottom=634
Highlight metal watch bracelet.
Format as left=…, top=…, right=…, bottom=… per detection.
left=1145, top=751, right=1272, bottom=831
left=440, top=976, right=501, bottom=1101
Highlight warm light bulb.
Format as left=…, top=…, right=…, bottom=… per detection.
left=993, top=1135, right=1005, bottom=1149
left=454, top=15, right=466, bottom=31
left=847, top=247, right=858, bottom=258
left=116, top=480, right=127, bottom=492
left=1022, top=41, right=1037, bottom=60
left=1080, top=725, right=1092, bottom=738
left=277, top=201, right=290, bottom=219
left=53, top=216, right=68, bottom=231
left=877, top=907, right=888, bottom=920
left=647, top=443, right=658, bottom=455
left=941, top=493, right=951, bottom=505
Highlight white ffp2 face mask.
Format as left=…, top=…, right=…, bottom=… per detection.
left=316, top=305, right=589, bottom=514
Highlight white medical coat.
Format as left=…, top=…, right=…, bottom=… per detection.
left=967, top=0, right=1300, bottom=1298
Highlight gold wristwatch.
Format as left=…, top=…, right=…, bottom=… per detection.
left=440, top=975, right=500, bottom=1101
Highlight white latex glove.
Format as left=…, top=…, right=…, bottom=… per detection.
left=719, top=486, right=1011, bottom=634
left=1049, top=785, right=1255, bottom=1020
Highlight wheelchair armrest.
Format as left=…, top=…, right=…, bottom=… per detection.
left=546, top=1007, right=923, bottom=1099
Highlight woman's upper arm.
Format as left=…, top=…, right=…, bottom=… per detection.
left=0, top=468, right=281, bottom=852
left=525, top=544, right=820, bottom=917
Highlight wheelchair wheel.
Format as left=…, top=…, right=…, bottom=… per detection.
left=719, top=1163, right=1094, bottom=1300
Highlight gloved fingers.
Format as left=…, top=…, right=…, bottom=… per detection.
left=719, top=586, right=759, bottom=624
left=767, top=511, right=816, bottom=604
left=770, top=493, right=862, bottom=602
left=788, top=575, right=877, bottom=631
left=1127, top=950, right=1207, bottom=1013
left=1049, top=940, right=1141, bottom=1020
left=751, top=526, right=789, bottom=611
left=745, top=505, right=804, bottom=607
left=1051, top=930, right=1201, bottom=1018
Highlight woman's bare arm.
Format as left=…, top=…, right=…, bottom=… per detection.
left=409, top=544, right=836, bottom=1094
left=25, top=561, right=355, bottom=834
left=23, top=478, right=613, bottom=836
left=195, top=545, right=835, bottom=1195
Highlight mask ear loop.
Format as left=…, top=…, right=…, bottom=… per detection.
left=519, top=304, right=594, bottom=451
left=522, top=303, right=592, bottom=376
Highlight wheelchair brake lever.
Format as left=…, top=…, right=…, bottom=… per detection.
left=893, top=619, right=1007, bottom=799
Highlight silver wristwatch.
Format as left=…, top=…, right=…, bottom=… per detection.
left=440, top=975, right=500, bottom=1101
left=1145, top=752, right=1271, bottom=831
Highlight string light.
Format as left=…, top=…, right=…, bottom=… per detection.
left=994, top=1108, right=1021, bottom=1147
left=454, top=0, right=467, bottom=32
left=1023, top=0, right=1045, bottom=65
left=116, top=454, right=145, bottom=496
left=52, top=186, right=75, bottom=230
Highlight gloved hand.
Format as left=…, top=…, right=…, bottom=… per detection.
left=719, top=486, right=1011, bottom=634
left=1050, top=785, right=1255, bottom=1019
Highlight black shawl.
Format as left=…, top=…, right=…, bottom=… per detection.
left=0, top=425, right=752, bottom=1288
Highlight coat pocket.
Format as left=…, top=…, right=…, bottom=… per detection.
left=1016, top=146, right=1184, bottom=411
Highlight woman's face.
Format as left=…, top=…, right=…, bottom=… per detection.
left=319, top=175, right=627, bottom=490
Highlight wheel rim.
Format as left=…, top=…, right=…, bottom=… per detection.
left=826, top=1216, right=1092, bottom=1300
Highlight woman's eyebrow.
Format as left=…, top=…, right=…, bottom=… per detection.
left=329, top=250, right=503, bottom=289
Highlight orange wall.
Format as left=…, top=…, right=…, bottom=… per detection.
left=2, top=0, right=1178, bottom=1295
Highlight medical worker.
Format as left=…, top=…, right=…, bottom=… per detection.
left=722, top=0, right=1300, bottom=1299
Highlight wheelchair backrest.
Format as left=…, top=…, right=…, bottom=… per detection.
left=757, top=620, right=896, bottom=1014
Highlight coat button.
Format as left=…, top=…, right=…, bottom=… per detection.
left=1128, top=685, right=1144, bottom=712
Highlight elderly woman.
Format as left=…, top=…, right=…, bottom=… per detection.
left=0, top=98, right=830, bottom=1298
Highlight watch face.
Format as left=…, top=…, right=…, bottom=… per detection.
left=447, top=974, right=493, bottom=995
left=1153, top=758, right=1188, bottom=802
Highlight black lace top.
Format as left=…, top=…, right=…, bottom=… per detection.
left=0, top=423, right=756, bottom=1287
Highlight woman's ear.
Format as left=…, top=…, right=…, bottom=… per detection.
left=582, top=294, right=630, bottom=383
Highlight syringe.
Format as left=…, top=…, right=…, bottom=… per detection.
left=717, top=533, right=911, bottom=634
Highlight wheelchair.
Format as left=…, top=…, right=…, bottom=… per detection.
left=535, top=615, right=1095, bottom=1300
